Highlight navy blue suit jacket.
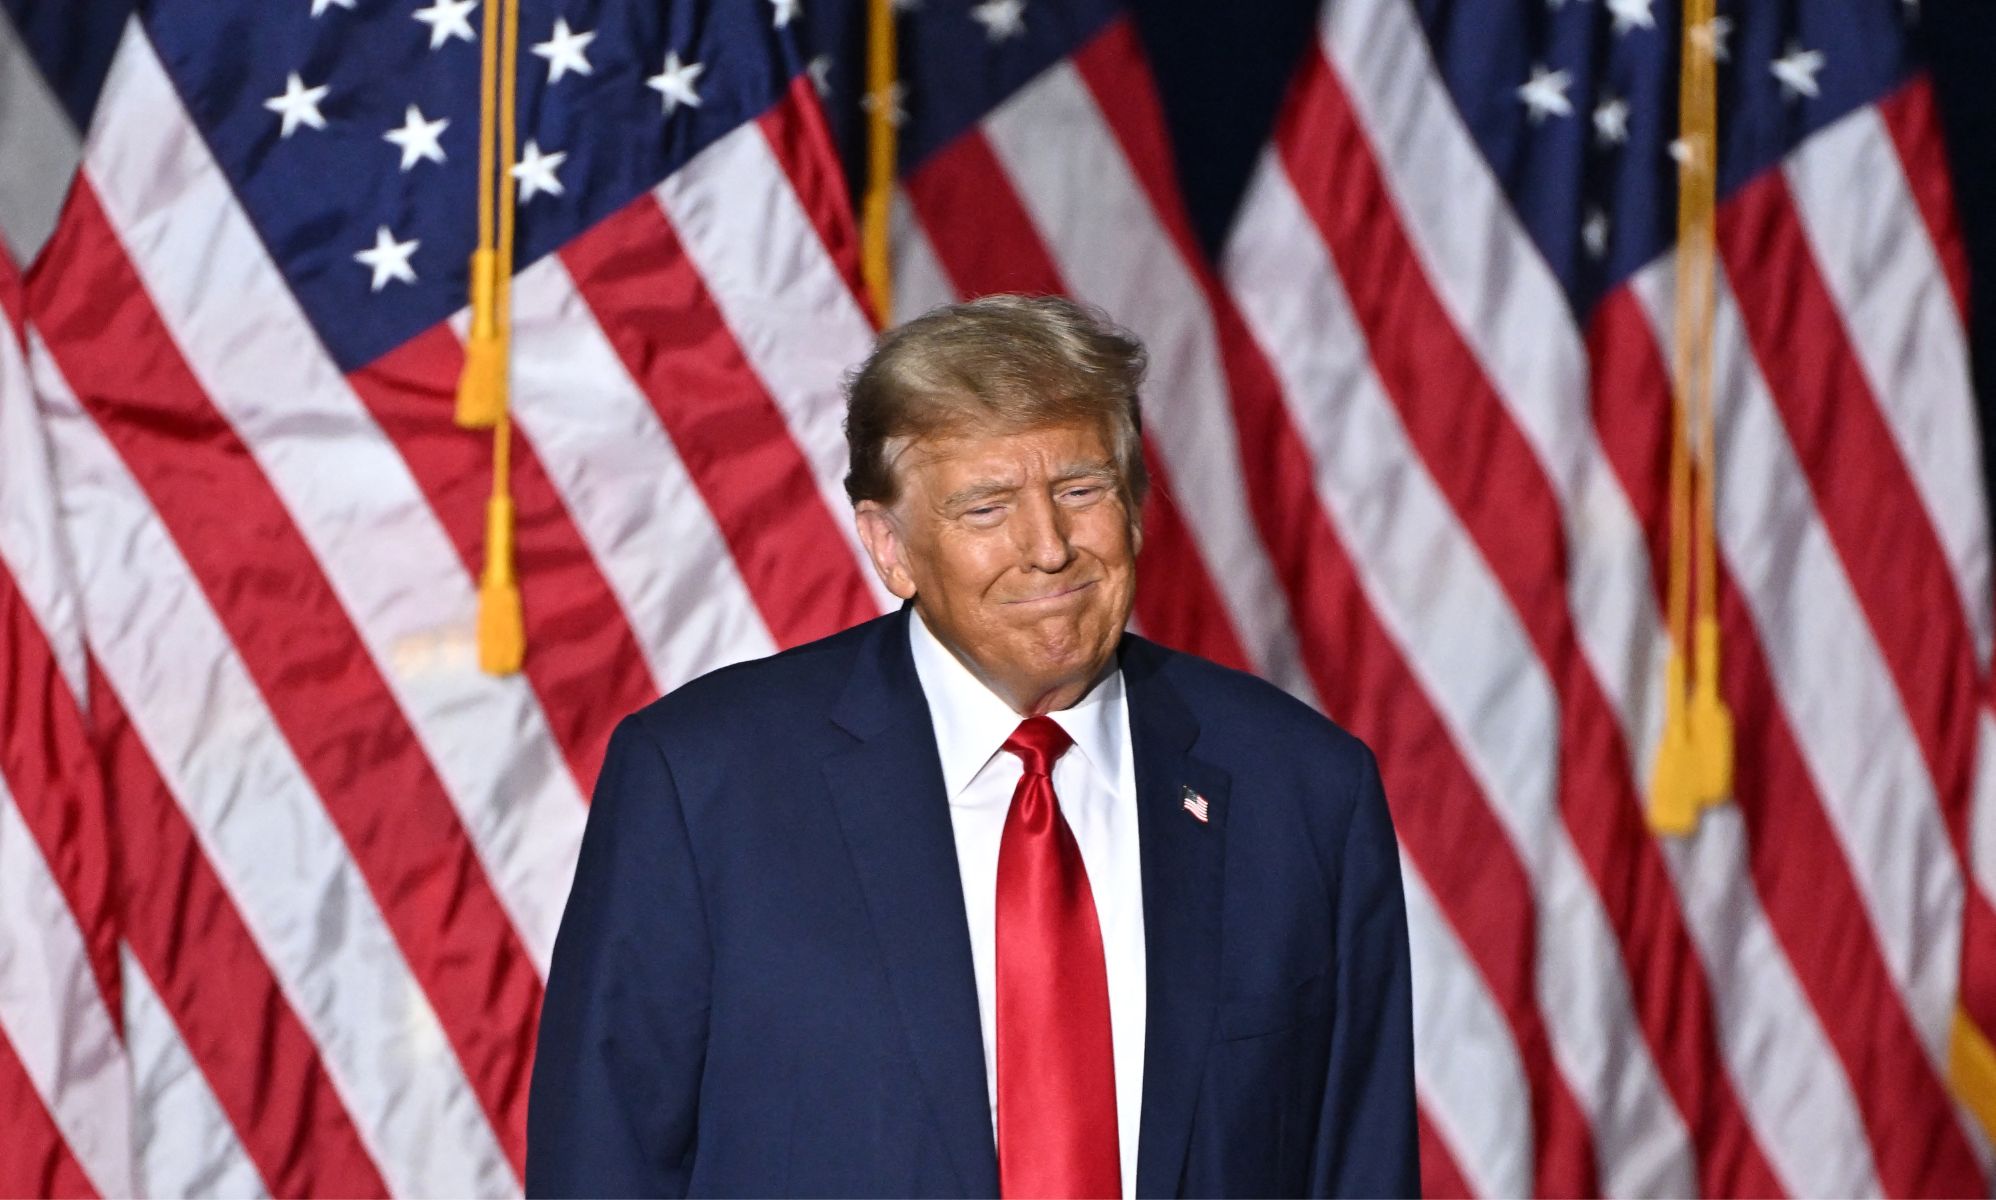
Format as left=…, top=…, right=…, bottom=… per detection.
left=526, top=608, right=1418, bottom=1197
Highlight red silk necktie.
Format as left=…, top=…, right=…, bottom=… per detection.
left=995, top=716, right=1121, bottom=1199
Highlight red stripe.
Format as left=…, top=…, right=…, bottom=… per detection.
left=757, top=78, right=874, bottom=326
left=1875, top=77, right=1972, bottom=320
left=0, top=247, right=22, bottom=329
left=1416, top=1106, right=1477, bottom=1200
left=1719, top=173, right=1996, bottom=1032
left=1069, top=23, right=1599, bottom=1191
left=1587, top=284, right=1985, bottom=1196
left=0, top=543, right=121, bottom=1028
left=1275, top=45, right=1782, bottom=1196
left=901, top=130, right=1253, bottom=673
left=0, top=1029, right=95, bottom=1199
left=30, top=181, right=538, bottom=1176
left=559, top=192, right=876, bottom=649
left=89, top=663, right=389, bottom=1196
left=348, top=324, right=654, bottom=795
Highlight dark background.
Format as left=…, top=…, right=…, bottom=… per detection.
left=1122, top=0, right=1996, bottom=520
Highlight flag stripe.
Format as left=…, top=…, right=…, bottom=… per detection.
left=1587, top=291, right=1884, bottom=1198
left=1875, top=77, right=1973, bottom=321
left=0, top=1028, right=95, bottom=1199
left=30, top=193, right=524, bottom=1193
left=82, top=25, right=588, bottom=981
left=1271, top=42, right=1793, bottom=1195
left=1719, top=176, right=1978, bottom=1021
left=560, top=193, right=877, bottom=650
left=504, top=253, right=780, bottom=691
left=1617, top=271, right=1987, bottom=1196
left=651, top=117, right=896, bottom=617
left=898, top=134, right=1254, bottom=673
left=345, top=323, right=653, bottom=798
left=1402, top=858, right=1533, bottom=1199
left=756, top=78, right=874, bottom=325
left=978, top=54, right=1317, bottom=700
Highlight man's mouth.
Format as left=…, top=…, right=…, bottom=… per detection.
left=1004, top=580, right=1096, bottom=606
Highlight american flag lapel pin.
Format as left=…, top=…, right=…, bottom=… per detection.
left=1179, top=784, right=1210, bottom=824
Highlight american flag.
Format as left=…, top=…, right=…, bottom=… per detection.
left=1, top=0, right=1991, bottom=1194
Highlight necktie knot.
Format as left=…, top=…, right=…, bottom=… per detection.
left=1003, top=715, right=1073, bottom=778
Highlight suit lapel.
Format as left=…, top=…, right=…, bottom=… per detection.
left=1124, top=638, right=1229, bottom=1198
left=821, top=609, right=1000, bottom=1196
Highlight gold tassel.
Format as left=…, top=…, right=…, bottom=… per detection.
left=456, top=249, right=506, bottom=429
left=860, top=0, right=897, bottom=329
left=1648, top=650, right=1699, bottom=836
left=477, top=488, right=524, bottom=675
left=1689, top=614, right=1733, bottom=806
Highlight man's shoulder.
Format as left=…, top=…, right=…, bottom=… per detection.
left=623, top=611, right=895, bottom=746
left=1124, top=635, right=1371, bottom=774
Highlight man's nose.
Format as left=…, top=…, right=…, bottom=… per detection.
left=1015, top=493, right=1076, bottom=572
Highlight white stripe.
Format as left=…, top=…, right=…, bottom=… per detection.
left=652, top=121, right=896, bottom=615
left=0, top=781, right=134, bottom=1198
left=978, top=62, right=1318, bottom=705
left=0, top=5, right=78, bottom=265
left=29, top=333, right=514, bottom=1199
left=86, top=22, right=584, bottom=974
left=1975, top=709, right=1996, bottom=906
left=889, top=186, right=956, bottom=325
left=1318, top=0, right=1659, bottom=769
left=1225, top=162, right=1693, bottom=1196
left=1633, top=260, right=1964, bottom=1069
left=1401, top=856, right=1532, bottom=1200
left=508, top=253, right=778, bottom=690
left=123, top=947, right=266, bottom=1200
left=1783, top=106, right=1993, bottom=667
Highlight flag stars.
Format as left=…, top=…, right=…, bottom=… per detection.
left=532, top=18, right=595, bottom=83
left=771, top=0, right=801, bottom=29
left=413, top=0, right=478, bottom=49
left=265, top=72, right=330, bottom=138
left=1689, top=15, right=1733, bottom=63
left=1516, top=65, right=1573, bottom=123
left=1772, top=42, right=1824, bottom=100
left=354, top=226, right=419, bottom=292
left=807, top=54, right=833, bottom=98
left=971, top=0, right=1026, bottom=41
left=648, top=51, right=706, bottom=114
left=383, top=104, right=448, bottom=170
left=1605, top=0, right=1654, bottom=35
left=862, top=80, right=908, bottom=127
left=310, top=0, right=355, bottom=15
left=1582, top=207, right=1610, bottom=259
left=1592, top=95, right=1629, bottom=146
left=511, top=139, right=567, bottom=201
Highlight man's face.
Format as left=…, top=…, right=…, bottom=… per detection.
left=855, top=419, right=1140, bottom=715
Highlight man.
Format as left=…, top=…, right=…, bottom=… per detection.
left=526, top=295, right=1418, bottom=1198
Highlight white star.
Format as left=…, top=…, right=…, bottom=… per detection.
left=861, top=80, right=908, bottom=127
left=532, top=18, right=595, bottom=83
left=806, top=54, right=833, bottom=98
left=1667, top=135, right=1707, bottom=172
left=647, top=50, right=706, bottom=114
left=354, top=226, right=419, bottom=292
left=310, top=0, right=354, bottom=15
left=1516, top=64, right=1573, bottom=123
left=771, top=0, right=801, bottom=28
left=1689, top=15, right=1733, bottom=63
left=264, top=72, right=330, bottom=138
left=510, top=138, right=567, bottom=202
left=1771, top=42, right=1824, bottom=100
left=971, top=0, right=1026, bottom=41
left=1582, top=207, right=1610, bottom=259
left=413, top=0, right=478, bottom=49
left=383, top=104, right=448, bottom=170
left=1592, top=94, right=1629, bottom=146
left=1605, top=0, right=1654, bottom=35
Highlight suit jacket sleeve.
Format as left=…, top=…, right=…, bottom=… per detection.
left=1308, top=744, right=1421, bottom=1196
left=527, top=714, right=712, bottom=1198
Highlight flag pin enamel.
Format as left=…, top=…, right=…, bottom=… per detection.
left=1180, top=785, right=1210, bottom=824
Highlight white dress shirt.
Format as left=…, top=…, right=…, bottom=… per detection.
left=908, top=610, right=1147, bottom=1199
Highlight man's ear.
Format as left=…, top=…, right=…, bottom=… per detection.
left=855, top=501, right=918, bottom=600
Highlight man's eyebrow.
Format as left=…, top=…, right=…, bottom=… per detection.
left=939, top=463, right=1119, bottom=510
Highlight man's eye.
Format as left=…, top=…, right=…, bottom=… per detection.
left=1062, top=486, right=1103, bottom=502
left=963, top=505, right=1002, bottom=520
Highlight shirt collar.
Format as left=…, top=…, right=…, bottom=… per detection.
left=907, top=606, right=1128, bottom=803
